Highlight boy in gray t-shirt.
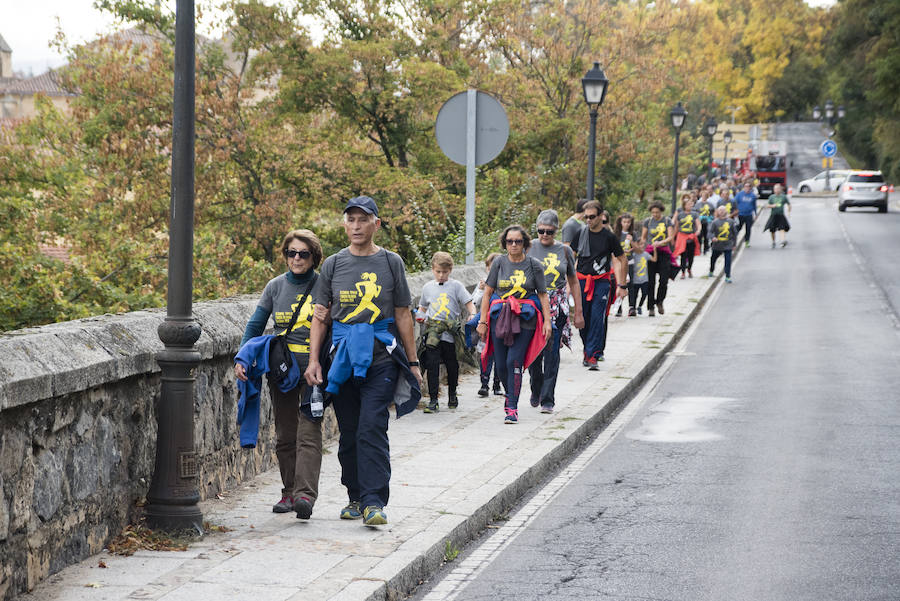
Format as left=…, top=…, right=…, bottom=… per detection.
left=416, top=252, right=475, bottom=412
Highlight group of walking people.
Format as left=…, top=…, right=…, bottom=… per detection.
left=232, top=179, right=791, bottom=526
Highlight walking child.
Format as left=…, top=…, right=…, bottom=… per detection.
left=417, top=252, right=476, bottom=412
left=630, top=244, right=655, bottom=314
left=764, top=184, right=792, bottom=248
left=707, top=205, right=738, bottom=283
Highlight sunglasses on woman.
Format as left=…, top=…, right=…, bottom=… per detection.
left=285, top=249, right=312, bottom=259
left=536, top=228, right=556, bottom=236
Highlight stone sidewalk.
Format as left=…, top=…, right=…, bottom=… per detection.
left=21, top=264, right=724, bottom=601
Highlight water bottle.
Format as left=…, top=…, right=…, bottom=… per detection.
left=310, top=385, right=324, bottom=418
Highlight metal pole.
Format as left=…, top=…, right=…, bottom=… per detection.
left=707, top=135, right=714, bottom=181
left=145, top=0, right=203, bottom=533
left=586, top=107, right=598, bottom=201
left=465, top=89, right=476, bottom=265
left=723, top=144, right=729, bottom=177
left=671, top=128, right=681, bottom=216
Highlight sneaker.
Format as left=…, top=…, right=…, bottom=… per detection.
left=423, top=399, right=439, bottom=413
left=340, top=500, right=363, bottom=520
left=272, top=496, right=293, bottom=513
left=530, top=396, right=540, bottom=408
left=493, top=383, right=504, bottom=396
left=745, top=241, right=750, bottom=248
left=781, top=240, right=788, bottom=248
left=680, top=272, right=686, bottom=279
left=504, top=408, right=519, bottom=424
left=582, top=358, right=589, bottom=367
left=587, top=357, right=599, bottom=371
left=706, top=272, right=714, bottom=278
left=478, top=384, right=489, bottom=397
left=648, top=308, right=656, bottom=317
left=597, top=353, right=605, bottom=362
left=448, top=395, right=459, bottom=409
left=362, top=505, right=388, bottom=526
left=293, top=496, right=313, bottom=520
left=688, top=269, right=693, bottom=278
left=725, top=277, right=733, bottom=283
left=771, top=241, right=776, bottom=249
left=657, top=302, right=664, bottom=315
left=637, top=307, right=642, bottom=315
left=615, top=305, right=623, bottom=317
left=628, top=307, right=636, bottom=317
left=540, top=404, right=554, bottom=414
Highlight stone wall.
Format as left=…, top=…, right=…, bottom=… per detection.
left=0, top=264, right=485, bottom=599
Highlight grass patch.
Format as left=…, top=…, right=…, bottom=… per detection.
left=645, top=339, right=660, bottom=344
left=443, top=540, right=460, bottom=562
left=544, top=436, right=563, bottom=441
left=560, top=416, right=584, bottom=421
left=674, top=312, right=685, bottom=315
left=688, top=298, right=699, bottom=303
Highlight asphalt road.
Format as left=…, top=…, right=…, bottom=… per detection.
left=415, top=123, right=900, bottom=601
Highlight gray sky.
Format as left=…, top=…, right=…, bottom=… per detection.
left=3, top=0, right=838, bottom=77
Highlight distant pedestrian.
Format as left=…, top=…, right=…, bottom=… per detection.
left=476, top=226, right=552, bottom=424
left=471, top=253, right=504, bottom=397
left=527, top=210, right=584, bottom=413
left=764, top=183, right=792, bottom=248
left=416, top=252, right=475, bottom=413
left=561, top=198, right=589, bottom=247
left=734, top=181, right=758, bottom=247
left=631, top=244, right=655, bottom=315
left=613, top=212, right=638, bottom=316
left=572, top=201, right=627, bottom=368
left=696, top=189, right=716, bottom=254
left=717, top=188, right=737, bottom=219
left=639, top=202, right=675, bottom=317
left=673, top=194, right=701, bottom=278
left=234, top=229, right=325, bottom=519
left=707, top=205, right=737, bottom=283
left=306, top=196, right=422, bottom=527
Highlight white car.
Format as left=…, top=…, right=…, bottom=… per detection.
left=797, top=169, right=850, bottom=193
left=838, top=171, right=889, bottom=213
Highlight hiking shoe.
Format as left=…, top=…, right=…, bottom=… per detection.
left=628, top=307, right=636, bottom=317
left=771, top=241, right=776, bottom=249
left=478, top=384, right=489, bottom=397
left=504, top=408, right=518, bottom=424
left=680, top=271, right=686, bottom=279
left=781, top=241, right=788, bottom=248
left=615, top=305, right=623, bottom=317
left=272, top=496, right=293, bottom=513
left=293, top=497, right=313, bottom=520
left=587, top=357, right=599, bottom=371
left=745, top=241, right=750, bottom=248
left=597, top=354, right=605, bottom=362
left=493, top=383, right=504, bottom=396
left=688, top=269, right=693, bottom=278
left=529, top=395, right=540, bottom=408
left=448, top=395, right=459, bottom=409
left=340, top=500, right=363, bottom=520
left=725, top=277, right=733, bottom=283
left=423, top=399, right=439, bottom=413
left=657, top=302, right=665, bottom=315
left=648, top=308, right=655, bottom=317
left=706, top=272, right=714, bottom=278
left=637, top=307, right=642, bottom=315
left=362, top=505, right=388, bottom=526
left=540, top=404, right=554, bottom=414
left=582, top=358, right=589, bottom=367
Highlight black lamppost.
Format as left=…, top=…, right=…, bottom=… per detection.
left=669, top=102, right=687, bottom=215
left=723, top=130, right=733, bottom=177
left=705, top=117, right=718, bottom=181
left=145, top=0, right=203, bottom=533
left=581, top=62, right=609, bottom=202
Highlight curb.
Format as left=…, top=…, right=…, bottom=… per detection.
left=371, top=248, right=735, bottom=601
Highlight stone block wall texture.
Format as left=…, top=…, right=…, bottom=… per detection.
left=0, top=264, right=484, bottom=599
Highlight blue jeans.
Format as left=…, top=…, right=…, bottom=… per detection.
left=491, top=320, right=532, bottom=411
left=710, top=249, right=733, bottom=278
left=529, top=312, right=566, bottom=406
left=579, top=278, right=611, bottom=360
left=333, top=358, right=397, bottom=509
left=738, top=214, right=754, bottom=243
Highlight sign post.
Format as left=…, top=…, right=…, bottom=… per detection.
left=820, top=139, right=837, bottom=191
left=435, top=90, right=509, bottom=264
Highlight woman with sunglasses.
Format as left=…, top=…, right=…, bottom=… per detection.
left=526, top=211, right=584, bottom=413
left=476, top=225, right=552, bottom=424
left=235, top=229, right=325, bottom=519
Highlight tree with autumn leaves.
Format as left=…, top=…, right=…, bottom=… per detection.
left=0, top=0, right=840, bottom=330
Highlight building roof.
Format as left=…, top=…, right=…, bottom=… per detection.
left=0, top=70, right=72, bottom=97
left=0, top=33, right=12, bottom=53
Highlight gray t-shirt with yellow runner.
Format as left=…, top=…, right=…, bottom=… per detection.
left=485, top=254, right=546, bottom=329
left=258, top=273, right=317, bottom=369
left=528, top=242, right=576, bottom=290
left=419, top=278, right=472, bottom=343
left=314, top=248, right=412, bottom=324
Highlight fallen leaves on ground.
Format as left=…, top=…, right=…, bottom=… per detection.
left=106, top=525, right=190, bottom=556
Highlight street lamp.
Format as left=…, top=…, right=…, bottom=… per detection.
left=582, top=61, right=609, bottom=202
left=812, top=105, right=821, bottom=121
left=838, top=105, right=846, bottom=119
left=723, top=130, right=733, bottom=177
left=705, top=117, right=718, bottom=181
left=669, top=101, right=687, bottom=215
left=145, top=0, right=204, bottom=533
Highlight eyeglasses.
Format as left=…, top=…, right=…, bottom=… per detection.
left=505, top=238, right=525, bottom=245
left=285, top=249, right=312, bottom=259
left=536, top=228, right=556, bottom=236
left=584, top=214, right=598, bottom=220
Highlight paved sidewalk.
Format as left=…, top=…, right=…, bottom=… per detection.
left=22, top=267, right=723, bottom=601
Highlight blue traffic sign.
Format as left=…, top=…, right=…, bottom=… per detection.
left=820, top=139, right=837, bottom=158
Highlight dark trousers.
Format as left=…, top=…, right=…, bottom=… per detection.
left=710, top=249, right=733, bottom=278
left=333, top=359, right=397, bottom=509
left=579, top=278, right=611, bottom=360
left=271, top=382, right=323, bottom=504
left=738, top=214, right=754, bottom=243
left=491, top=320, right=531, bottom=410
left=423, top=340, right=459, bottom=400
left=700, top=221, right=710, bottom=253
left=680, top=239, right=696, bottom=272
left=480, top=355, right=500, bottom=389
left=647, top=257, right=669, bottom=307
left=529, top=312, right=566, bottom=406
left=628, top=282, right=649, bottom=309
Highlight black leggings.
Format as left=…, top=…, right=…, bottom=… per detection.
left=423, top=340, right=459, bottom=400
left=680, top=239, right=696, bottom=272
left=647, top=258, right=669, bottom=307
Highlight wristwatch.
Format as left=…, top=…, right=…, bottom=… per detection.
left=617, top=284, right=628, bottom=289
left=408, top=361, right=419, bottom=367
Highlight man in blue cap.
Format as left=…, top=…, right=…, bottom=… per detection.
left=306, top=196, right=422, bottom=526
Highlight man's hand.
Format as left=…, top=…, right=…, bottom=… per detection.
left=305, top=360, right=323, bottom=386
left=616, top=286, right=628, bottom=299
left=573, top=312, right=585, bottom=329
left=410, top=365, right=423, bottom=388
left=234, top=363, right=247, bottom=382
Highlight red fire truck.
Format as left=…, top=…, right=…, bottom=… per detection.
left=734, top=141, right=788, bottom=199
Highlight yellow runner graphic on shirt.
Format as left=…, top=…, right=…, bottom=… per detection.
left=500, top=269, right=527, bottom=299
left=715, top=222, right=731, bottom=242
left=432, top=292, right=452, bottom=319
left=543, top=253, right=561, bottom=288
left=680, top=214, right=694, bottom=233
left=340, top=272, right=382, bottom=323
left=651, top=222, right=666, bottom=243
left=636, top=256, right=647, bottom=278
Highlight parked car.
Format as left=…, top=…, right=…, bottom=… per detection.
left=838, top=171, right=889, bottom=213
left=797, top=169, right=850, bottom=193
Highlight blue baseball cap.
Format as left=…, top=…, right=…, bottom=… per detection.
left=343, top=195, right=379, bottom=217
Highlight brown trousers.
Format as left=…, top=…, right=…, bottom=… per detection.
left=271, top=382, right=323, bottom=504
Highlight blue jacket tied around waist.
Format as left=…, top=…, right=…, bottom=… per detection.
left=327, top=318, right=421, bottom=417
left=234, top=335, right=301, bottom=448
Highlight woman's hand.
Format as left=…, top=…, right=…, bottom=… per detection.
left=476, top=321, right=488, bottom=340
left=541, top=318, right=552, bottom=342
left=234, top=362, right=247, bottom=382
